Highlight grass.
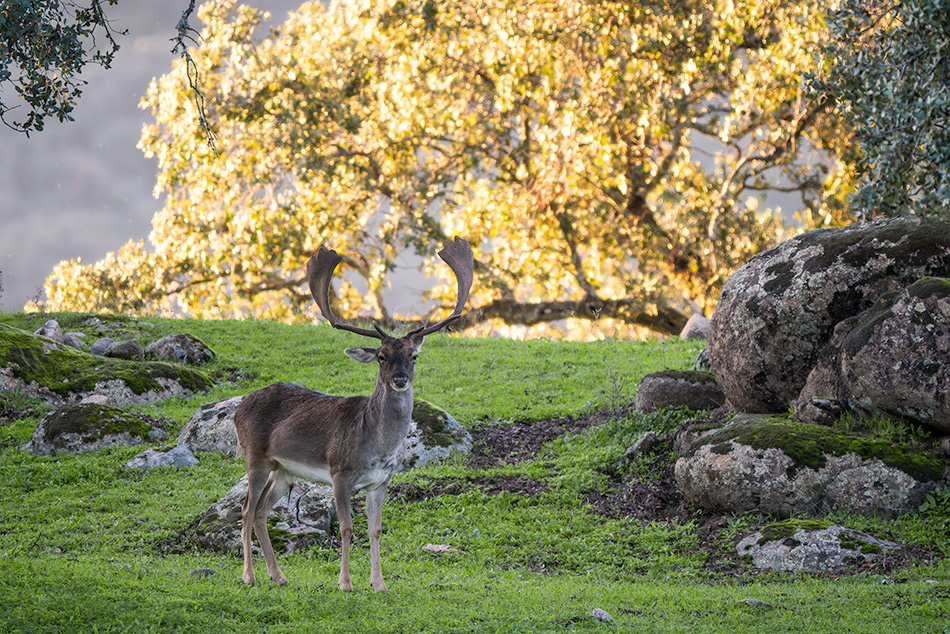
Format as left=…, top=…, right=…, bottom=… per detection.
left=0, top=311, right=948, bottom=633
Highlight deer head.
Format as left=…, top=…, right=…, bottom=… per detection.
left=306, top=236, right=474, bottom=392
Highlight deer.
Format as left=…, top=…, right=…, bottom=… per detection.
left=234, top=236, right=473, bottom=592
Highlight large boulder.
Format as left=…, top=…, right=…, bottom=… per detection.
left=674, top=414, right=946, bottom=518
left=795, top=278, right=950, bottom=434
left=709, top=217, right=950, bottom=413
left=22, top=403, right=167, bottom=456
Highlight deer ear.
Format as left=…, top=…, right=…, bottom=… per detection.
left=344, top=347, right=378, bottom=363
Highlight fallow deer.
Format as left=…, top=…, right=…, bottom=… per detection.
left=234, top=237, right=473, bottom=591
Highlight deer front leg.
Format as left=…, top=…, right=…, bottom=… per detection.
left=365, top=482, right=389, bottom=592
left=332, top=477, right=354, bottom=591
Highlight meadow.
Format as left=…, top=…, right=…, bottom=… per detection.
left=0, top=312, right=947, bottom=633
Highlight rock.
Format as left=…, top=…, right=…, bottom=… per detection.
left=88, top=337, right=115, bottom=356
left=590, top=608, right=614, bottom=622
left=0, top=324, right=213, bottom=405
left=709, top=217, right=950, bottom=413
left=103, top=339, right=144, bottom=361
left=22, top=403, right=167, bottom=456
left=62, top=332, right=86, bottom=351
left=680, top=314, right=711, bottom=341
left=633, top=370, right=725, bottom=412
left=192, top=475, right=334, bottom=556
left=34, top=319, right=64, bottom=343
left=145, top=334, right=215, bottom=365
left=402, top=399, right=473, bottom=470
left=736, top=520, right=898, bottom=572
left=177, top=395, right=246, bottom=455
left=625, top=431, right=661, bottom=458
left=191, top=568, right=219, bottom=578
left=674, top=414, right=946, bottom=518
left=126, top=444, right=199, bottom=470
left=80, top=394, right=111, bottom=406
left=795, top=278, right=950, bottom=434
left=692, top=346, right=711, bottom=371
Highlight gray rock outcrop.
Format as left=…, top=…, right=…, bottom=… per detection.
left=177, top=395, right=245, bottom=455
left=126, top=444, right=200, bottom=470
left=709, top=217, right=950, bottom=413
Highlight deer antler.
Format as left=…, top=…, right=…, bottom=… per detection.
left=410, top=236, right=474, bottom=339
left=307, top=247, right=385, bottom=340
left=307, top=237, right=474, bottom=340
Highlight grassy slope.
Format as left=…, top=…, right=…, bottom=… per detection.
left=0, top=312, right=947, bottom=634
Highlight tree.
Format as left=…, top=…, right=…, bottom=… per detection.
left=44, top=0, right=855, bottom=338
left=0, top=0, right=122, bottom=134
left=814, top=0, right=950, bottom=218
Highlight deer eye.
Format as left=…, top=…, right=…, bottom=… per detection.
left=377, top=353, right=387, bottom=363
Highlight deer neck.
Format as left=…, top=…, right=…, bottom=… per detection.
left=369, top=379, right=414, bottom=449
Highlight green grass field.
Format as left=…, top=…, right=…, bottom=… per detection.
left=0, top=312, right=947, bottom=633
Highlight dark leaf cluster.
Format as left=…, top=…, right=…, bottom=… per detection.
left=0, top=0, right=124, bottom=134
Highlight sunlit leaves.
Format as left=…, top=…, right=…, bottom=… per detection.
left=43, top=0, right=853, bottom=338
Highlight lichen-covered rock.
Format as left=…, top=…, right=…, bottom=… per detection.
left=795, top=278, right=950, bottom=434
left=145, top=334, right=215, bottom=365
left=0, top=324, right=212, bottom=405
left=126, top=444, right=199, bottom=470
left=22, top=403, right=167, bottom=456
left=674, top=414, right=946, bottom=518
left=33, top=319, right=64, bottom=344
left=102, top=339, right=144, bottom=361
left=177, top=395, right=246, bottom=455
left=192, top=475, right=334, bottom=556
left=402, top=399, right=472, bottom=470
left=709, top=217, right=950, bottom=413
left=633, top=370, right=725, bottom=412
left=736, top=520, right=898, bottom=572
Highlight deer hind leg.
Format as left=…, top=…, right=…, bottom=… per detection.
left=252, top=468, right=293, bottom=586
left=331, top=476, right=354, bottom=591
left=365, top=482, right=390, bottom=592
left=241, top=467, right=270, bottom=585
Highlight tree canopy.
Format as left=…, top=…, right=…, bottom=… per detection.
left=44, top=0, right=855, bottom=338
left=0, top=0, right=123, bottom=134
left=814, top=0, right=950, bottom=219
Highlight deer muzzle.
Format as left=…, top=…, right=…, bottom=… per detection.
left=390, top=373, right=411, bottom=391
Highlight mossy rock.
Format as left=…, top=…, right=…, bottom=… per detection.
left=675, top=414, right=947, bottom=518
left=23, top=403, right=167, bottom=456
left=737, top=522, right=898, bottom=571
left=0, top=324, right=212, bottom=403
left=402, top=399, right=472, bottom=470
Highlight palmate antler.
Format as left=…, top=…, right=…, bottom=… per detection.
left=306, top=237, right=474, bottom=339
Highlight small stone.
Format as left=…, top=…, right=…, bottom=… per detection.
left=591, top=608, right=613, bottom=622
left=191, top=568, right=219, bottom=578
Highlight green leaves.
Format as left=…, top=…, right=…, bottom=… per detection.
left=0, top=0, right=123, bottom=134
left=814, top=0, right=950, bottom=219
